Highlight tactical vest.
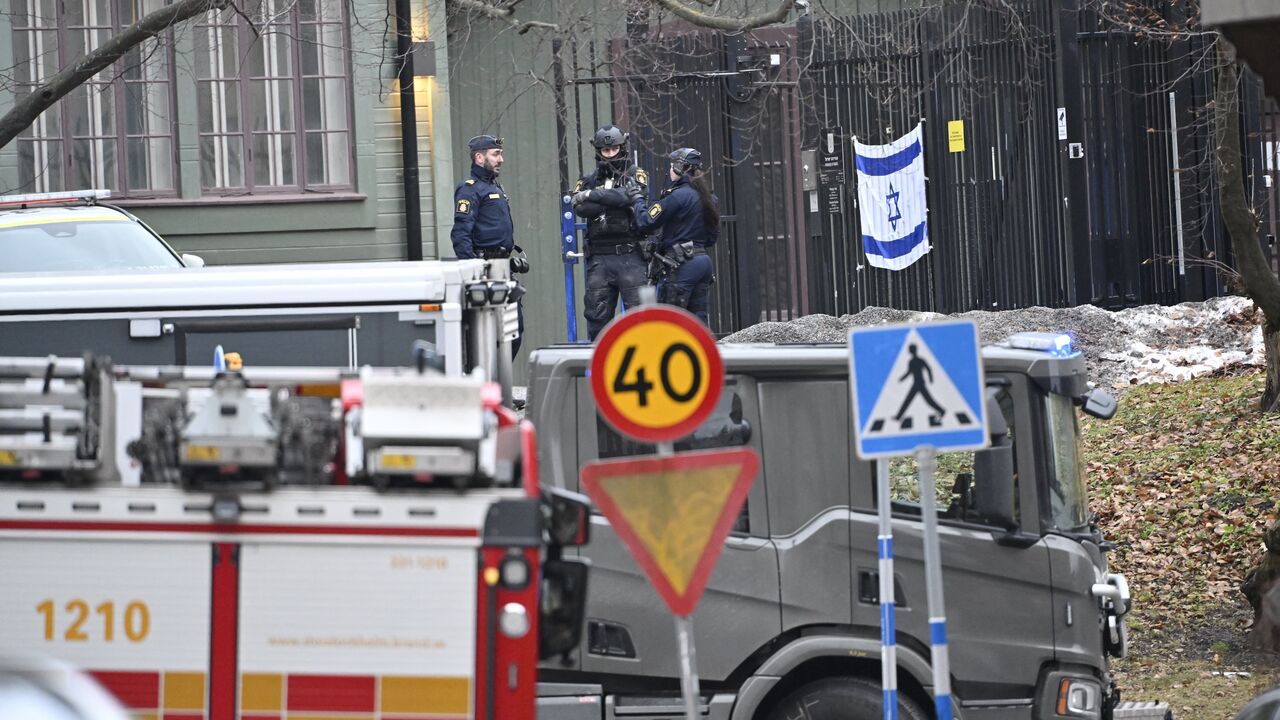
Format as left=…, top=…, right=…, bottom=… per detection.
left=585, top=171, right=638, bottom=241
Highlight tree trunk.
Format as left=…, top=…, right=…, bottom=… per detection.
left=1219, top=49, right=1280, bottom=650
left=1241, top=520, right=1280, bottom=651
left=1215, top=48, right=1280, bottom=413
left=1265, top=323, right=1280, bottom=413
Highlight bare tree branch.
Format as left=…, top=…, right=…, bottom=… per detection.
left=0, top=0, right=227, bottom=150
left=449, top=0, right=558, bottom=34
left=648, top=0, right=793, bottom=31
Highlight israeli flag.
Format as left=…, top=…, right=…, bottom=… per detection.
left=855, top=124, right=929, bottom=271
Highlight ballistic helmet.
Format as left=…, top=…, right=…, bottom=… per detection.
left=591, top=125, right=628, bottom=150
left=592, top=125, right=630, bottom=172
left=669, top=147, right=704, bottom=177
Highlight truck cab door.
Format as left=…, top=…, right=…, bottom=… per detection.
left=856, top=377, right=1056, bottom=707
left=571, top=375, right=781, bottom=683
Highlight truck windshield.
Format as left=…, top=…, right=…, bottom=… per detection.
left=1044, top=394, right=1089, bottom=534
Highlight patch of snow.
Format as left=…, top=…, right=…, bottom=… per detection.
left=722, top=295, right=1266, bottom=392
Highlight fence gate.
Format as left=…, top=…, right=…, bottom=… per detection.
left=552, top=3, right=1275, bottom=333
left=554, top=25, right=807, bottom=335
left=800, top=2, right=1069, bottom=316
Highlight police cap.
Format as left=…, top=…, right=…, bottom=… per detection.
left=468, top=135, right=503, bottom=152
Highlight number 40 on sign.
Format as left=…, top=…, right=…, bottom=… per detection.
left=590, top=306, right=723, bottom=444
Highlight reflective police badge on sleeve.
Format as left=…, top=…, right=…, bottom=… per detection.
left=456, top=199, right=471, bottom=213
left=648, top=203, right=662, bottom=219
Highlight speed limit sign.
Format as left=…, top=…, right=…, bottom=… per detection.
left=590, top=306, right=723, bottom=443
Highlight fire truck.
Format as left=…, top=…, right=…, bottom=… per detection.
left=0, top=348, right=590, bottom=720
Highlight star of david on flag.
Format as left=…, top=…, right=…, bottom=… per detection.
left=855, top=123, right=930, bottom=271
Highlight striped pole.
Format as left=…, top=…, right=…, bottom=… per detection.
left=915, top=448, right=953, bottom=720
left=560, top=196, right=581, bottom=342
left=876, top=460, right=899, bottom=720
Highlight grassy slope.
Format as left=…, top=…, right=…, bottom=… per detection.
left=1081, top=370, right=1280, bottom=719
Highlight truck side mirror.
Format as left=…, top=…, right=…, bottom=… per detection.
left=1081, top=389, right=1117, bottom=419
left=539, top=557, right=589, bottom=660
left=543, top=486, right=591, bottom=547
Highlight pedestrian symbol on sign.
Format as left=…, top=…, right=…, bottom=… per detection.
left=895, top=344, right=946, bottom=426
left=850, top=321, right=987, bottom=459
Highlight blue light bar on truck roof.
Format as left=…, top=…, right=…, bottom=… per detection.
left=1005, top=331, right=1076, bottom=357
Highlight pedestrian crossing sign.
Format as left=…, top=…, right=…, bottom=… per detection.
left=849, top=320, right=988, bottom=459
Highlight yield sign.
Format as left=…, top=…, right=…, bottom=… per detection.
left=580, top=447, right=759, bottom=617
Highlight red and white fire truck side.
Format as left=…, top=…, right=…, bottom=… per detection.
left=0, top=355, right=589, bottom=720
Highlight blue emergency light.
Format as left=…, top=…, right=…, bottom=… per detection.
left=1005, top=332, right=1077, bottom=357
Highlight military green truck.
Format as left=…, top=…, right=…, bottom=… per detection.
left=529, top=333, right=1155, bottom=720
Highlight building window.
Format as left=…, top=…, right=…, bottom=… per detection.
left=10, top=0, right=177, bottom=196
left=195, top=0, right=352, bottom=193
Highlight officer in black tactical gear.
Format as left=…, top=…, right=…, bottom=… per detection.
left=571, top=124, right=652, bottom=341
left=454, top=134, right=525, bottom=356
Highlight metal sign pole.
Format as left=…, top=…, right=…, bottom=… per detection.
left=915, top=447, right=952, bottom=720
left=675, top=614, right=701, bottom=720
left=657, top=438, right=701, bottom=720
left=560, top=195, right=582, bottom=342
left=876, top=459, right=899, bottom=720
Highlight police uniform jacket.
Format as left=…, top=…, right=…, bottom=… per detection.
left=452, top=163, right=514, bottom=259
left=573, top=165, right=649, bottom=243
left=632, top=177, right=719, bottom=251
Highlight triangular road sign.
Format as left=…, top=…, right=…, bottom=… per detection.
left=580, top=448, right=759, bottom=617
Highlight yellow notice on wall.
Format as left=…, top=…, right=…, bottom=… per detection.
left=948, top=120, right=965, bottom=153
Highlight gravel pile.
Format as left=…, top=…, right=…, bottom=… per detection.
left=722, top=296, right=1265, bottom=391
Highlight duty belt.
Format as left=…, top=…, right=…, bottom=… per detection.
left=477, top=246, right=512, bottom=259
left=587, top=241, right=639, bottom=255
left=671, top=243, right=709, bottom=258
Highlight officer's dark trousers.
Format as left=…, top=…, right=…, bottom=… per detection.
left=584, top=251, right=648, bottom=340
left=659, top=254, right=713, bottom=325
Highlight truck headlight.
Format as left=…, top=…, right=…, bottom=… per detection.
left=500, top=555, right=530, bottom=590
left=499, top=603, right=530, bottom=638
left=1056, top=677, right=1100, bottom=718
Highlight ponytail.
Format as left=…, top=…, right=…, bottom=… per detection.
left=690, top=171, right=720, bottom=232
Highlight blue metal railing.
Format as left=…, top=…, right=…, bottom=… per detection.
left=560, top=194, right=588, bottom=343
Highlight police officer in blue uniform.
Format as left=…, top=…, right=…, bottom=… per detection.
left=570, top=125, right=651, bottom=340
left=629, top=147, right=719, bottom=325
left=453, top=134, right=525, bottom=355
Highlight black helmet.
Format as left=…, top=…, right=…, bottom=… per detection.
left=592, top=125, right=628, bottom=150
left=669, top=147, right=704, bottom=177
left=592, top=125, right=630, bottom=173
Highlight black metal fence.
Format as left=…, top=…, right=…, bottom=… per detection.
left=555, top=0, right=1280, bottom=334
